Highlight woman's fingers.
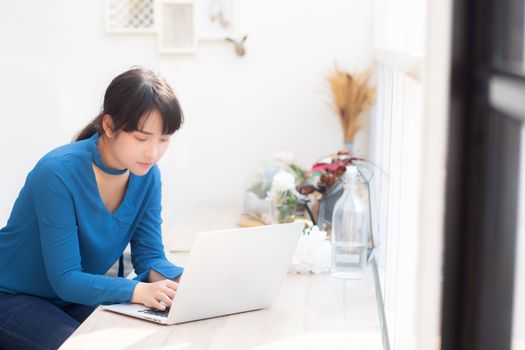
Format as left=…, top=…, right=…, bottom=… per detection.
left=164, top=279, right=179, bottom=291
left=137, top=280, right=180, bottom=311
left=144, top=295, right=167, bottom=311
left=155, top=291, right=173, bottom=308
left=161, top=285, right=177, bottom=300
left=151, top=299, right=167, bottom=311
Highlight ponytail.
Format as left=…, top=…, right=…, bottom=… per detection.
left=74, top=115, right=102, bottom=141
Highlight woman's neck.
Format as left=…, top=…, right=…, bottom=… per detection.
left=96, top=134, right=127, bottom=173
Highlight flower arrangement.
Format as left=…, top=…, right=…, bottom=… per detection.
left=293, top=151, right=361, bottom=230
left=241, top=153, right=307, bottom=225
left=301, top=150, right=365, bottom=194
left=267, top=170, right=304, bottom=223
left=327, top=65, right=376, bottom=149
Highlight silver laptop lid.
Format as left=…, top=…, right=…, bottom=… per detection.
left=167, top=222, right=303, bottom=324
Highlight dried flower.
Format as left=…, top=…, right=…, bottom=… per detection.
left=327, top=65, right=377, bottom=143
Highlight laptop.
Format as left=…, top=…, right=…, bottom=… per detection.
left=101, top=222, right=303, bottom=325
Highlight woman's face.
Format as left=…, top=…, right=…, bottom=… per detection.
left=105, top=110, right=172, bottom=176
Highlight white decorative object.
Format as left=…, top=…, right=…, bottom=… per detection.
left=158, top=0, right=198, bottom=54
left=288, top=226, right=332, bottom=274
left=267, top=170, right=296, bottom=201
left=199, top=0, right=236, bottom=40
left=243, top=191, right=272, bottom=224
left=105, top=0, right=156, bottom=34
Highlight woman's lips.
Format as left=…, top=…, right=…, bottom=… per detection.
left=138, top=162, right=153, bottom=168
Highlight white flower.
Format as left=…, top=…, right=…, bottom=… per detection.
left=288, top=225, right=332, bottom=274
left=270, top=170, right=296, bottom=193
left=266, top=170, right=306, bottom=208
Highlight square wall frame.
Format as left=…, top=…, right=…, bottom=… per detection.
left=105, top=0, right=157, bottom=34
left=158, top=0, right=198, bottom=54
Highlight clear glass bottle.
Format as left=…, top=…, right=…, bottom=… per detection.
left=331, top=165, right=368, bottom=279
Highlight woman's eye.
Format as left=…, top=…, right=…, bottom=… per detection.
left=136, top=136, right=147, bottom=142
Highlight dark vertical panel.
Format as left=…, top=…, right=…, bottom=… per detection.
left=441, top=0, right=479, bottom=346
left=476, top=112, right=520, bottom=350
left=441, top=0, right=523, bottom=349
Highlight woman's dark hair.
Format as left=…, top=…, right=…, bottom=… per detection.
left=75, top=67, right=184, bottom=141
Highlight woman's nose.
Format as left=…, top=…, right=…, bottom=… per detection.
left=144, top=143, right=158, bottom=160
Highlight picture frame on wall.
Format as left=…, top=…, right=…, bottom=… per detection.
left=105, top=0, right=156, bottom=34
left=158, top=0, right=198, bottom=54
left=198, top=0, right=236, bottom=40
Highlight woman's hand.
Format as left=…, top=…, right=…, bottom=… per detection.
left=131, top=279, right=178, bottom=311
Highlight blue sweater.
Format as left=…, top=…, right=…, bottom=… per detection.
left=0, top=133, right=183, bottom=306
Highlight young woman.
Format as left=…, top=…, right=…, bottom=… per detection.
left=0, top=67, right=184, bottom=350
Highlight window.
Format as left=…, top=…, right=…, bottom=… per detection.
left=371, top=0, right=427, bottom=349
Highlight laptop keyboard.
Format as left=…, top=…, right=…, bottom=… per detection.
left=138, top=308, right=170, bottom=318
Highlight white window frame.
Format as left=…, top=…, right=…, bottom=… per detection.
left=371, top=0, right=451, bottom=349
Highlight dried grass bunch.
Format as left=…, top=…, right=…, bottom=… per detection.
left=327, top=65, right=377, bottom=143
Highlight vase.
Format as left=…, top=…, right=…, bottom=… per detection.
left=269, top=201, right=295, bottom=224
left=344, top=140, right=354, bottom=154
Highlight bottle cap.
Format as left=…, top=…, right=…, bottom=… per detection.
left=345, top=165, right=360, bottom=188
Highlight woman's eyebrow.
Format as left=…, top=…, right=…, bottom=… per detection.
left=136, top=130, right=154, bottom=135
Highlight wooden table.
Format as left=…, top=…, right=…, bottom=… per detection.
left=59, top=203, right=383, bottom=350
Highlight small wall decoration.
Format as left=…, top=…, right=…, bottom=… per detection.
left=199, top=0, right=235, bottom=40
left=105, top=0, right=156, bottom=33
left=158, top=0, right=198, bottom=54
left=226, top=35, right=247, bottom=56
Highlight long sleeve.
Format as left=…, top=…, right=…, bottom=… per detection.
left=130, top=168, right=183, bottom=282
left=33, top=161, right=139, bottom=306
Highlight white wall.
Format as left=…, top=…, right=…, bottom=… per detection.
left=0, top=0, right=373, bottom=232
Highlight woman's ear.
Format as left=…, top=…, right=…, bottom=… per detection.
left=101, top=114, right=115, bottom=138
